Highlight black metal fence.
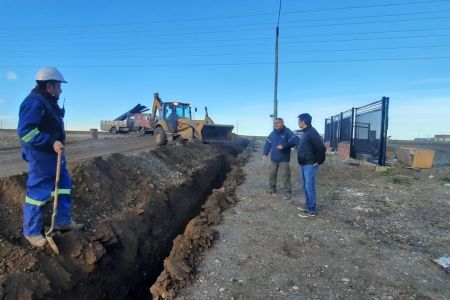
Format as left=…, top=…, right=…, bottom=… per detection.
left=324, top=97, right=389, bottom=165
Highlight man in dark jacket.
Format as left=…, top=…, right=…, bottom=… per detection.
left=17, top=67, right=79, bottom=247
left=262, top=118, right=297, bottom=200
left=296, top=113, right=326, bottom=217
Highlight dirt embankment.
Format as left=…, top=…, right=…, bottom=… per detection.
left=150, top=143, right=250, bottom=299
left=0, top=139, right=249, bottom=299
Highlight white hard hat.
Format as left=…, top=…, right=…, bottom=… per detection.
left=35, top=67, right=67, bottom=83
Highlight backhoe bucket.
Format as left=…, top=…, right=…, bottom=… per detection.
left=201, top=124, right=234, bottom=143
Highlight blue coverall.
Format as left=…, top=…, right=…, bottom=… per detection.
left=17, top=88, right=72, bottom=237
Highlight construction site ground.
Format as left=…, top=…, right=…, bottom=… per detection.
left=0, top=130, right=449, bottom=299
left=177, top=140, right=450, bottom=300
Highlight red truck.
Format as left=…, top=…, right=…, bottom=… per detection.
left=100, top=112, right=154, bottom=134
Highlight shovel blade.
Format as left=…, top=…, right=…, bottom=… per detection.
left=46, top=235, right=60, bottom=255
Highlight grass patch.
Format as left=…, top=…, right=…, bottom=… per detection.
left=392, top=177, right=411, bottom=185
left=440, top=177, right=450, bottom=183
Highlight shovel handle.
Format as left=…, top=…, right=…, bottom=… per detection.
left=54, top=151, right=62, bottom=209
left=46, top=152, right=62, bottom=236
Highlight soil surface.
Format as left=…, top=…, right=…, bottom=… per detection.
left=0, top=139, right=248, bottom=299
left=0, top=130, right=156, bottom=178
left=177, top=139, right=450, bottom=300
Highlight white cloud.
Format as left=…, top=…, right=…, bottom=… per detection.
left=5, top=71, right=17, bottom=80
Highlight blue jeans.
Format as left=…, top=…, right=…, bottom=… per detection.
left=300, top=164, right=318, bottom=213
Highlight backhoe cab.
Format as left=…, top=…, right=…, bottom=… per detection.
left=151, top=93, right=234, bottom=146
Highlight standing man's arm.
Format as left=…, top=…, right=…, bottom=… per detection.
left=262, top=134, right=272, bottom=160
left=311, top=130, right=326, bottom=165
left=18, top=99, right=56, bottom=152
left=285, top=128, right=299, bottom=148
left=276, top=129, right=298, bottom=150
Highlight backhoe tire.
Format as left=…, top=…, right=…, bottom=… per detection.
left=110, top=127, right=118, bottom=134
left=155, top=127, right=167, bottom=146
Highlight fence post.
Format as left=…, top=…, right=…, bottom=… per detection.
left=378, top=97, right=388, bottom=166
left=330, top=115, right=334, bottom=150
left=350, top=108, right=355, bottom=158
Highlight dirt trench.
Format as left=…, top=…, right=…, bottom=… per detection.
left=0, top=139, right=249, bottom=299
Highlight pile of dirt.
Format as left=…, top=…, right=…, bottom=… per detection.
left=0, top=174, right=27, bottom=244
left=150, top=144, right=250, bottom=299
left=0, top=140, right=249, bottom=299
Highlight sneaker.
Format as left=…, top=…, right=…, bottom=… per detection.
left=55, top=222, right=83, bottom=231
left=282, top=193, right=291, bottom=200
left=298, top=212, right=316, bottom=218
left=25, top=235, right=48, bottom=247
left=264, top=189, right=277, bottom=195
left=297, top=207, right=309, bottom=213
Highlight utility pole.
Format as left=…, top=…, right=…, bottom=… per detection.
left=272, top=0, right=282, bottom=121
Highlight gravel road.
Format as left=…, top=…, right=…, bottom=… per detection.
left=0, top=134, right=156, bottom=178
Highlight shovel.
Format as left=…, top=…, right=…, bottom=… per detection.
left=45, top=151, right=62, bottom=255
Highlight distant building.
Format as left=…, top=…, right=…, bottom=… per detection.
left=414, top=138, right=431, bottom=142
left=434, top=134, right=450, bottom=142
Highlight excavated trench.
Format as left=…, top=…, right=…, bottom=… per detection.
left=0, top=139, right=250, bottom=299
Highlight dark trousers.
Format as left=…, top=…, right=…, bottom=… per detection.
left=269, top=161, right=291, bottom=193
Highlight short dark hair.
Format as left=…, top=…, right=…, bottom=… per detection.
left=274, top=117, right=284, bottom=123
left=36, top=80, right=58, bottom=89
left=298, top=113, right=312, bottom=125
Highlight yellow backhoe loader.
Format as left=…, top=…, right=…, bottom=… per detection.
left=150, top=93, right=234, bottom=146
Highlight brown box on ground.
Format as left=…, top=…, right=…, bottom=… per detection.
left=338, top=142, right=351, bottom=160
left=396, top=147, right=435, bottom=168
left=385, top=150, right=394, bottom=159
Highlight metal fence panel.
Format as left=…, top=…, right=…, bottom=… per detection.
left=354, top=102, right=382, bottom=157
left=324, top=118, right=332, bottom=142
left=340, top=109, right=353, bottom=142
left=323, top=97, right=389, bottom=165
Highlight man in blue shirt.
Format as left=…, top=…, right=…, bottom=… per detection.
left=262, top=118, right=297, bottom=200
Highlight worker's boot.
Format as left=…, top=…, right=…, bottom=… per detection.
left=25, top=235, right=48, bottom=247
left=264, top=188, right=277, bottom=195
left=55, top=222, right=83, bottom=232
left=282, top=192, right=292, bottom=200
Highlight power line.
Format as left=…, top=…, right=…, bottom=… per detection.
left=282, top=9, right=450, bottom=24
left=1, top=31, right=448, bottom=54
left=3, top=56, right=450, bottom=69
left=286, top=15, right=450, bottom=30
left=282, top=33, right=450, bottom=45
left=1, top=44, right=449, bottom=59
left=1, top=14, right=449, bottom=46
left=283, top=26, right=450, bottom=39
left=283, top=0, right=450, bottom=14
left=0, top=0, right=448, bottom=33
left=2, top=9, right=450, bottom=41
left=2, top=24, right=450, bottom=51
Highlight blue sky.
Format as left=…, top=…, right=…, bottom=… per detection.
left=0, top=0, right=449, bottom=139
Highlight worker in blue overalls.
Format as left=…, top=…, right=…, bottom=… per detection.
left=17, top=67, right=80, bottom=247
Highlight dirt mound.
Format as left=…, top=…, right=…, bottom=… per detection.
left=150, top=144, right=250, bottom=299
left=0, top=140, right=249, bottom=299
